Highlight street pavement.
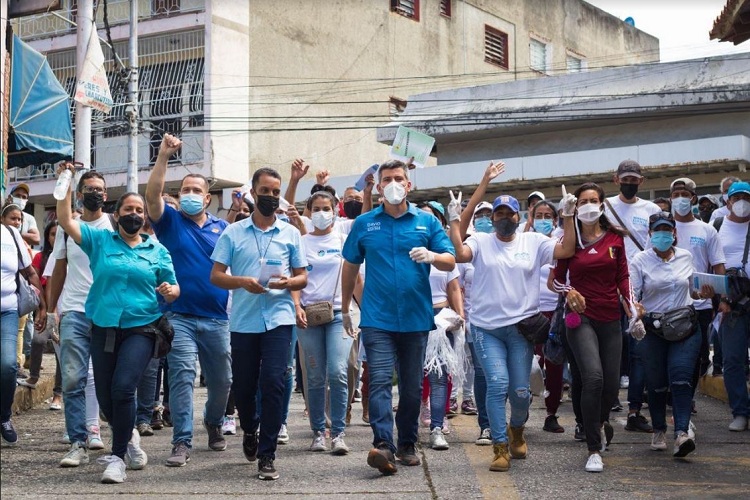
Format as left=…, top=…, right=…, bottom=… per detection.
left=2, top=380, right=749, bottom=499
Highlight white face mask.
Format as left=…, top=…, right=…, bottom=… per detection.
left=12, top=197, right=27, bottom=211
left=577, top=203, right=602, bottom=225
left=383, top=181, right=406, bottom=205
left=731, top=199, right=750, bottom=218
left=671, top=197, right=692, bottom=217
left=311, top=210, right=334, bottom=230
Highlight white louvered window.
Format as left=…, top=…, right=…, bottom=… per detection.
left=567, top=55, right=582, bottom=73
left=530, top=38, right=547, bottom=73
left=485, top=25, right=509, bottom=69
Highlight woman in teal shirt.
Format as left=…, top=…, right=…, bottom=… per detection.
left=57, top=167, right=179, bottom=485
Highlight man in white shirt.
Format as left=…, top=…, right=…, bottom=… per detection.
left=6, top=183, right=40, bottom=246
left=669, top=178, right=726, bottom=404
left=604, top=159, right=661, bottom=432
left=710, top=176, right=741, bottom=222
left=716, top=181, right=750, bottom=432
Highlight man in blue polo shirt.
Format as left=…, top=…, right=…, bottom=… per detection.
left=145, top=134, right=232, bottom=467
left=210, top=167, right=308, bottom=481
left=340, top=159, right=456, bottom=476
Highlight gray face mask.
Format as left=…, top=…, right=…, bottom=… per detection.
left=493, top=218, right=518, bottom=237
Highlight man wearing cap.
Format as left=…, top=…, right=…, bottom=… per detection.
left=698, top=195, right=721, bottom=223
left=710, top=176, right=742, bottom=222
left=6, top=183, right=40, bottom=246
left=521, top=191, right=545, bottom=232
left=340, top=159, right=456, bottom=476
left=716, top=181, right=750, bottom=432
left=669, top=178, right=726, bottom=405
left=604, top=160, right=661, bottom=433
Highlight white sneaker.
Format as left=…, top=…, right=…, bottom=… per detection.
left=585, top=453, right=603, bottom=473
left=441, top=418, right=451, bottom=435
left=430, top=427, right=449, bottom=450
left=619, top=375, right=629, bottom=389
left=687, top=420, right=696, bottom=441
left=60, top=441, right=90, bottom=467
left=87, top=425, right=105, bottom=450
left=60, top=432, right=71, bottom=445
left=277, top=424, right=290, bottom=444
left=650, top=430, right=667, bottom=451
left=728, top=415, right=748, bottom=432
left=125, top=429, right=148, bottom=470
left=222, top=416, right=237, bottom=436
left=673, top=431, right=696, bottom=458
left=331, top=432, right=349, bottom=455
left=310, top=431, right=327, bottom=452
left=99, top=455, right=127, bottom=483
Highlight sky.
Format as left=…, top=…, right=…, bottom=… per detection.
left=586, top=0, right=748, bottom=62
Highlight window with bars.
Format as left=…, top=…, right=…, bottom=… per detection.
left=440, top=0, right=451, bottom=18
left=529, top=38, right=548, bottom=73
left=152, top=0, right=181, bottom=16
left=484, top=25, right=509, bottom=69
left=391, top=0, right=419, bottom=21
left=566, top=54, right=583, bottom=73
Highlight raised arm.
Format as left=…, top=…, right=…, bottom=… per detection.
left=458, top=161, right=506, bottom=238
left=284, top=159, right=309, bottom=206
left=448, top=219, right=473, bottom=263
left=145, top=133, right=182, bottom=224
left=55, top=164, right=82, bottom=245
left=361, top=174, right=375, bottom=215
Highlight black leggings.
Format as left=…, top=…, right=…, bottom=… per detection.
left=566, top=316, right=622, bottom=452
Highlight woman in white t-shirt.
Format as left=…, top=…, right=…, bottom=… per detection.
left=447, top=162, right=576, bottom=473
left=293, top=191, right=359, bottom=456
left=1, top=204, right=46, bottom=445
left=631, top=212, right=704, bottom=459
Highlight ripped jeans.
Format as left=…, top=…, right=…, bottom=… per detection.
left=472, top=324, right=532, bottom=445
left=642, top=325, right=701, bottom=437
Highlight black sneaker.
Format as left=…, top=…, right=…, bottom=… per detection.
left=395, top=442, right=421, bottom=466
left=163, top=407, right=173, bottom=427
left=151, top=409, right=164, bottom=430
left=611, top=400, right=624, bottom=412
left=1, top=420, right=18, bottom=446
left=243, top=431, right=259, bottom=462
left=258, top=456, right=279, bottom=480
left=625, top=412, right=653, bottom=433
left=367, top=442, right=397, bottom=475
left=204, top=419, right=227, bottom=451
left=543, top=415, right=565, bottom=433
left=574, top=423, right=585, bottom=441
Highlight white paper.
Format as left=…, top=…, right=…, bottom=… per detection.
left=74, top=24, right=113, bottom=114
left=691, top=272, right=728, bottom=295
left=258, top=258, right=284, bottom=286
left=389, top=126, right=435, bottom=168
left=354, top=164, right=379, bottom=191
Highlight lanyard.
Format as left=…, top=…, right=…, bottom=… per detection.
left=253, top=225, right=276, bottom=260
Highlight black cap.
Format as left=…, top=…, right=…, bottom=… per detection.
left=617, top=160, right=643, bottom=179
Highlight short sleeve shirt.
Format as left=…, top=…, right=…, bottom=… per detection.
left=675, top=219, right=725, bottom=310
left=1, top=225, right=32, bottom=312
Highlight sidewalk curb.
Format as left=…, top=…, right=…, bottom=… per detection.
left=12, top=373, right=55, bottom=414
left=698, top=374, right=750, bottom=403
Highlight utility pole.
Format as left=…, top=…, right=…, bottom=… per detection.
left=75, top=0, right=94, bottom=172
left=126, top=0, right=139, bottom=193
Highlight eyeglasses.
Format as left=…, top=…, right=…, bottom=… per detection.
left=81, top=186, right=105, bottom=194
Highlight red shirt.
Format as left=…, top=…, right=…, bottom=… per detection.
left=553, top=231, right=630, bottom=323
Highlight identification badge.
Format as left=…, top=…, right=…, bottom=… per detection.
left=259, top=258, right=284, bottom=286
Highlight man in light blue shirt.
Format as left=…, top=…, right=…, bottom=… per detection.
left=210, top=167, right=307, bottom=481
left=341, top=160, right=456, bottom=476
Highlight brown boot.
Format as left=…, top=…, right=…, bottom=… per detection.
left=508, top=425, right=527, bottom=459
left=490, top=443, right=511, bottom=471
left=362, top=396, right=369, bottom=424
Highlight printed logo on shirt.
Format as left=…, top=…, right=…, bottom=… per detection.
left=318, top=250, right=326, bottom=257
left=608, top=247, right=617, bottom=259
left=367, top=222, right=381, bottom=232
left=212, top=228, right=220, bottom=233
left=632, top=216, right=648, bottom=228
left=588, top=248, right=598, bottom=255
left=514, top=252, right=531, bottom=262
left=689, top=236, right=706, bottom=248
left=306, top=264, right=313, bottom=271
left=326, top=249, right=340, bottom=254
left=415, top=226, right=428, bottom=231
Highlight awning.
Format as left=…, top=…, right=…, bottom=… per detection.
left=8, top=34, right=74, bottom=168
left=710, top=0, right=750, bottom=45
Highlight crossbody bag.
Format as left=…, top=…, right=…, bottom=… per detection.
left=303, top=234, right=343, bottom=327
left=4, top=224, right=40, bottom=316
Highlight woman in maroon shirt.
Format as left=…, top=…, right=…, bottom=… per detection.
left=552, top=182, right=640, bottom=473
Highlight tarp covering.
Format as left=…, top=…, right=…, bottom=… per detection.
left=8, top=34, right=74, bottom=168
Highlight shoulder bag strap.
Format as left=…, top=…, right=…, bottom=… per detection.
left=4, top=224, right=27, bottom=285
left=742, top=221, right=750, bottom=268
left=331, top=233, right=344, bottom=304
left=604, top=199, right=644, bottom=251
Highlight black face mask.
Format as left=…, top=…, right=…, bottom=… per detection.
left=235, top=212, right=249, bottom=222
left=493, top=218, right=518, bottom=237
left=82, top=191, right=104, bottom=211
left=619, top=183, right=639, bottom=200
left=343, top=200, right=363, bottom=219
left=118, top=213, right=144, bottom=235
left=698, top=210, right=713, bottom=223
left=256, top=195, right=280, bottom=217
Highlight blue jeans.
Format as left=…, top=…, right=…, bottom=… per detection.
left=472, top=324, right=532, bottom=445
left=626, top=325, right=647, bottom=412
left=91, top=326, right=155, bottom=459
left=60, top=311, right=94, bottom=445
left=427, top=332, right=453, bottom=430
left=361, top=328, right=427, bottom=453
left=468, top=332, right=489, bottom=432
left=1, top=310, right=19, bottom=422
left=642, top=325, right=701, bottom=436
left=721, top=310, right=750, bottom=418
left=166, top=312, right=232, bottom=447
left=136, top=357, right=159, bottom=425
left=231, top=326, right=292, bottom=460
left=297, top=313, right=353, bottom=435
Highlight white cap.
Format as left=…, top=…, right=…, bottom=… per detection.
left=528, top=191, right=545, bottom=202
left=473, top=201, right=493, bottom=215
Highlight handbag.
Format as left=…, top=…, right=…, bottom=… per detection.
left=303, top=235, right=343, bottom=327
left=153, top=315, right=175, bottom=358
left=643, top=306, right=697, bottom=342
left=517, top=311, right=551, bottom=344
left=4, top=224, right=40, bottom=316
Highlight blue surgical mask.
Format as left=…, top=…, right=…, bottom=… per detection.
left=278, top=214, right=290, bottom=223
left=651, top=231, right=674, bottom=252
left=533, top=219, right=554, bottom=235
left=671, top=197, right=692, bottom=217
left=474, top=216, right=493, bottom=233
left=180, top=193, right=205, bottom=216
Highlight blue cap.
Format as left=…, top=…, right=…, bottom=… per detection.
left=727, top=181, right=750, bottom=198
left=427, top=201, right=445, bottom=218
left=492, top=195, right=520, bottom=213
